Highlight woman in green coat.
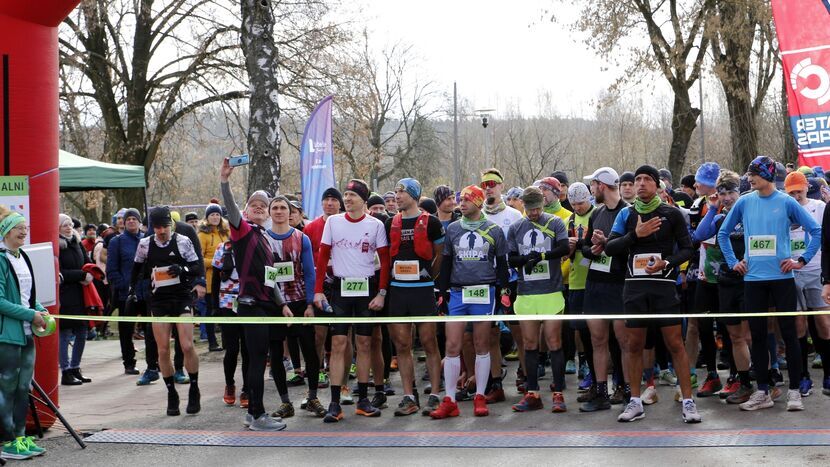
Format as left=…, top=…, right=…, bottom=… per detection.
left=0, top=206, right=49, bottom=460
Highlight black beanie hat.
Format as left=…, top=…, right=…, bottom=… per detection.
left=322, top=187, right=345, bottom=211
left=419, top=198, right=438, bottom=215
left=680, top=174, right=696, bottom=190
left=550, top=171, right=569, bottom=186
left=634, top=165, right=661, bottom=186
left=149, top=206, right=173, bottom=226
left=619, top=171, right=635, bottom=184
left=367, top=194, right=385, bottom=208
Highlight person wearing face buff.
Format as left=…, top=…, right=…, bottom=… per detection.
left=605, top=164, right=699, bottom=424
left=0, top=207, right=49, bottom=460
left=430, top=185, right=510, bottom=420
left=220, top=157, right=292, bottom=431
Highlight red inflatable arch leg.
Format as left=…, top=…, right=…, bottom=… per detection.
left=0, top=0, right=82, bottom=432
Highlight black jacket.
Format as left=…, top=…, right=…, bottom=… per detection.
left=59, top=234, right=91, bottom=326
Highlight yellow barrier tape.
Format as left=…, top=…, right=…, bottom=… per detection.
left=50, top=310, right=830, bottom=325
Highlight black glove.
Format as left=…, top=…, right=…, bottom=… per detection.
left=167, top=264, right=182, bottom=278
left=126, top=287, right=137, bottom=303
left=524, top=251, right=542, bottom=275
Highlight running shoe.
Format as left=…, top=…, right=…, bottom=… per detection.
left=812, top=354, right=823, bottom=369
left=283, top=357, right=293, bottom=372
left=617, top=400, right=645, bottom=422
left=20, top=436, right=45, bottom=456
left=394, top=396, right=419, bottom=416
left=306, top=398, right=327, bottom=418
left=124, top=366, right=140, bottom=375
left=726, top=385, right=754, bottom=404
left=641, top=385, right=659, bottom=405
left=577, top=385, right=597, bottom=403
left=770, top=368, right=784, bottom=387
left=787, top=389, right=805, bottom=411
left=696, top=376, right=722, bottom=398
left=473, top=394, right=489, bottom=416
left=355, top=398, right=382, bottom=417
left=384, top=379, right=395, bottom=396
left=681, top=399, right=702, bottom=423
left=739, top=390, right=774, bottom=411
left=456, top=388, right=474, bottom=402
left=186, top=385, right=201, bottom=414
left=505, top=349, right=519, bottom=361
left=349, top=363, right=357, bottom=379
left=243, top=413, right=254, bottom=427
left=823, top=376, right=830, bottom=396
left=136, top=369, right=159, bottom=386
left=537, top=363, right=546, bottom=379
left=240, top=391, right=249, bottom=408
left=778, top=356, right=788, bottom=370
left=341, top=386, right=354, bottom=405
left=485, top=387, right=505, bottom=404
left=287, top=371, right=304, bottom=386
left=167, top=391, right=180, bottom=416
left=429, top=397, right=460, bottom=419
left=800, top=377, right=813, bottom=397
left=512, top=392, right=543, bottom=412
left=689, top=373, right=698, bottom=389
left=578, top=360, right=589, bottom=379
left=174, top=370, right=190, bottom=384
left=390, top=356, right=399, bottom=371
left=771, top=386, right=783, bottom=401
left=272, top=402, right=295, bottom=418
left=1, top=438, right=34, bottom=460
left=300, top=396, right=308, bottom=409
left=318, top=372, right=329, bottom=389
left=674, top=387, right=682, bottom=402
left=719, top=376, right=739, bottom=399
left=551, top=392, right=567, bottom=413
left=578, top=371, right=593, bottom=391
left=658, top=369, right=677, bottom=386
left=223, top=385, right=236, bottom=406
left=323, top=402, right=344, bottom=423
left=371, top=391, right=388, bottom=409
left=250, top=413, right=287, bottom=431
left=579, top=395, right=611, bottom=412
left=565, top=360, right=577, bottom=375
left=609, top=385, right=626, bottom=405
left=421, top=394, right=441, bottom=416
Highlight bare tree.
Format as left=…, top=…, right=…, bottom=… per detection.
left=552, top=0, right=714, bottom=182
left=503, top=117, right=572, bottom=186
left=707, top=0, right=778, bottom=170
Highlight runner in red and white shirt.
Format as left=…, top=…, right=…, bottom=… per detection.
left=313, top=179, right=390, bottom=423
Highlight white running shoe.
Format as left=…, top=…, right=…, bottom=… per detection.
left=642, top=386, right=659, bottom=405
left=249, top=413, right=287, bottom=431
left=617, top=400, right=645, bottom=422
left=341, top=387, right=354, bottom=405
left=786, top=389, right=805, bottom=411
left=739, top=390, right=774, bottom=411
left=681, top=399, right=701, bottom=423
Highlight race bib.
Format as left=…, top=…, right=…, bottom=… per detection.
left=524, top=260, right=551, bottom=281
left=790, top=231, right=806, bottom=257
left=589, top=254, right=612, bottom=273
left=632, top=253, right=662, bottom=276
left=152, top=266, right=181, bottom=287
left=264, top=266, right=279, bottom=288
left=341, top=277, right=370, bottom=297
left=272, top=261, right=294, bottom=283
left=748, top=235, right=776, bottom=257
left=462, top=285, right=490, bottom=304
left=393, top=260, right=420, bottom=281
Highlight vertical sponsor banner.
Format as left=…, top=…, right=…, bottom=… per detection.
left=300, top=95, right=335, bottom=220
left=772, top=1, right=830, bottom=167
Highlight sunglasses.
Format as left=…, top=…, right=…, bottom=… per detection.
left=480, top=180, right=500, bottom=189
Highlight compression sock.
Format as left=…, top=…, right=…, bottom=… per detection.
left=163, top=376, right=176, bottom=394
left=443, top=356, right=461, bottom=402
left=549, top=349, right=565, bottom=392
left=331, top=385, right=341, bottom=404
left=799, top=336, right=811, bottom=379
left=475, top=354, right=491, bottom=396
left=524, top=349, right=539, bottom=392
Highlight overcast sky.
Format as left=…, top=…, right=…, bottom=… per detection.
left=359, top=0, right=633, bottom=119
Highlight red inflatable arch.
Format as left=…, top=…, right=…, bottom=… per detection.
left=0, top=0, right=82, bottom=430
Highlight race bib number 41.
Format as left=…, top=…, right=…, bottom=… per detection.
left=748, top=235, right=776, bottom=257
left=341, top=277, right=370, bottom=297
left=272, top=262, right=294, bottom=283
left=462, top=285, right=490, bottom=304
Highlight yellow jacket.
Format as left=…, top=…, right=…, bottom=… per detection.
left=198, top=221, right=229, bottom=293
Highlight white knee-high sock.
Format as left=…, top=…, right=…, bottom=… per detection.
left=475, top=353, right=491, bottom=396
left=444, top=355, right=461, bottom=402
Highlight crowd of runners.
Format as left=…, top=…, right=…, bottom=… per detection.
left=5, top=154, right=830, bottom=457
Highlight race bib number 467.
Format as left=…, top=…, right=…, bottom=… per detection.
left=748, top=235, right=776, bottom=257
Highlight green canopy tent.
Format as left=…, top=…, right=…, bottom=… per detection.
left=59, top=150, right=146, bottom=192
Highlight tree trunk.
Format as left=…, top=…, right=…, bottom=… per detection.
left=781, top=74, right=798, bottom=164
left=667, top=90, right=700, bottom=181
left=723, top=82, right=758, bottom=173
left=115, top=188, right=148, bottom=214
left=241, top=0, right=281, bottom=196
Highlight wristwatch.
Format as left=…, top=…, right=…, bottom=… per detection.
left=797, top=257, right=807, bottom=266
left=378, top=289, right=387, bottom=297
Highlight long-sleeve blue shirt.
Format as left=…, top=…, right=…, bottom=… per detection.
left=717, top=190, right=821, bottom=281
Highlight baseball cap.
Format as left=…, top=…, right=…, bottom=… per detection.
left=583, top=167, right=619, bottom=186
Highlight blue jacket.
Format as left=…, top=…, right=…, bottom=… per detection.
left=106, top=230, right=148, bottom=301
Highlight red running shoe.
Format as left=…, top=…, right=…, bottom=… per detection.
left=473, top=394, right=489, bottom=417
left=223, top=385, right=236, bottom=406
left=429, top=397, right=460, bottom=419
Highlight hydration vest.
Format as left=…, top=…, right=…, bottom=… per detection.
left=390, top=211, right=433, bottom=260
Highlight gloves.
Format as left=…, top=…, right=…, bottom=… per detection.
left=524, top=251, right=542, bottom=275
left=167, top=264, right=182, bottom=278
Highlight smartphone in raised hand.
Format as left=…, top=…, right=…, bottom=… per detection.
left=228, top=154, right=250, bottom=167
